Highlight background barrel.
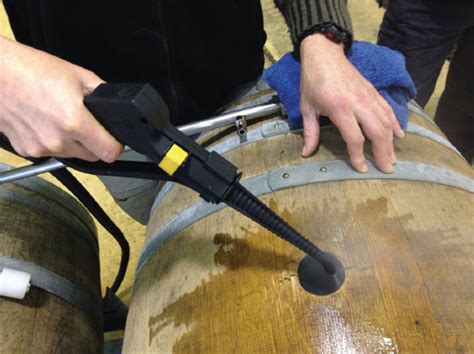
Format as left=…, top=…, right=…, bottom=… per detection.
left=124, top=92, right=474, bottom=353
left=0, top=166, right=103, bottom=353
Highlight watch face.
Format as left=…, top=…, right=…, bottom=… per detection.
left=326, top=31, right=336, bottom=40
left=295, top=22, right=353, bottom=59
left=321, top=25, right=344, bottom=46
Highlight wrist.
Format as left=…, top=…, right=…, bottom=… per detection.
left=294, top=22, right=352, bottom=60
left=300, top=33, right=346, bottom=64
left=301, top=33, right=345, bottom=53
left=0, top=36, right=16, bottom=85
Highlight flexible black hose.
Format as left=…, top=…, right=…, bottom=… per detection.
left=0, top=136, right=129, bottom=293
left=50, top=169, right=129, bottom=293
left=224, top=182, right=336, bottom=275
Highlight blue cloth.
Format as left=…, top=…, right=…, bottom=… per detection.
left=263, top=41, right=416, bottom=130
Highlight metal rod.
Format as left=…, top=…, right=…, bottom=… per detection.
left=179, top=102, right=282, bottom=136
left=0, top=102, right=283, bottom=184
left=0, top=159, right=65, bottom=184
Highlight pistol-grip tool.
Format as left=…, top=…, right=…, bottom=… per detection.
left=78, top=83, right=345, bottom=296
left=84, top=83, right=239, bottom=204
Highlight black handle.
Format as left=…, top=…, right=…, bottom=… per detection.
left=84, top=83, right=239, bottom=203
left=84, top=83, right=171, bottom=162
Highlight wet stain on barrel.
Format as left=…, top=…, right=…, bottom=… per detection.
left=147, top=229, right=303, bottom=351
left=147, top=199, right=312, bottom=351
left=145, top=197, right=398, bottom=352
left=144, top=184, right=472, bottom=352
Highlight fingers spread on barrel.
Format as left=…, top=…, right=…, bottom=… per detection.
left=330, top=110, right=368, bottom=173
left=353, top=94, right=396, bottom=173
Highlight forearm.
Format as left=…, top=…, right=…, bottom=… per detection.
left=273, top=0, right=352, bottom=46
left=0, top=36, right=23, bottom=96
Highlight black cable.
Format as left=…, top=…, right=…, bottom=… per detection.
left=224, top=182, right=337, bottom=275
left=0, top=135, right=129, bottom=293
left=50, top=169, right=129, bottom=293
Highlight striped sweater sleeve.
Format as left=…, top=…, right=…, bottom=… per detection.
left=274, top=0, right=353, bottom=46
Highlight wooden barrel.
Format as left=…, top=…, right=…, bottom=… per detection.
left=0, top=167, right=103, bottom=353
left=124, top=89, right=474, bottom=353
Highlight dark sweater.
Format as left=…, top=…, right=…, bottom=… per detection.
left=275, top=0, right=352, bottom=45
left=3, top=0, right=351, bottom=125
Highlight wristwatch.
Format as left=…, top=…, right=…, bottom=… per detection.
left=294, top=22, right=353, bottom=59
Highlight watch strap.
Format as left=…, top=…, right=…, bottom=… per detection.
left=294, top=22, right=353, bottom=59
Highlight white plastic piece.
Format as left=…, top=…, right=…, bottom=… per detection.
left=0, top=267, right=31, bottom=300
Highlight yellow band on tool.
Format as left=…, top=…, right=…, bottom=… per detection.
left=158, top=144, right=189, bottom=176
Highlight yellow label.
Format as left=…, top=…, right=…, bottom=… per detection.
left=158, top=144, right=189, bottom=176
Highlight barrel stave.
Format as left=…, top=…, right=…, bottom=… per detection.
left=1, top=287, right=102, bottom=354
left=0, top=173, right=103, bottom=353
left=126, top=107, right=474, bottom=353
left=129, top=180, right=473, bottom=352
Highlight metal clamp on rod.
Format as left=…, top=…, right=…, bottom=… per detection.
left=235, top=116, right=248, bottom=143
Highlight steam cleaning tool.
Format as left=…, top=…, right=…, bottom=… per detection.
left=0, top=100, right=282, bottom=184
left=85, top=83, right=345, bottom=295
left=1, top=83, right=345, bottom=296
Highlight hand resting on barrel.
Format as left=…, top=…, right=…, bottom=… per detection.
left=0, top=36, right=123, bottom=162
left=299, top=34, right=404, bottom=174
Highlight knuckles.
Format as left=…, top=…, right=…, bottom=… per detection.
left=100, top=145, right=123, bottom=163
left=23, top=144, right=47, bottom=158
left=379, top=116, right=393, bottom=130
left=351, top=134, right=366, bottom=146
left=47, top=138, right=66, bottom=154
left=60, top=108, right=82, bottom=135
left=19, top=134, right=68, bottom=158
left=62, top=118, right=81, bottom=135
left=369, top=128, right=386, bottom=141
